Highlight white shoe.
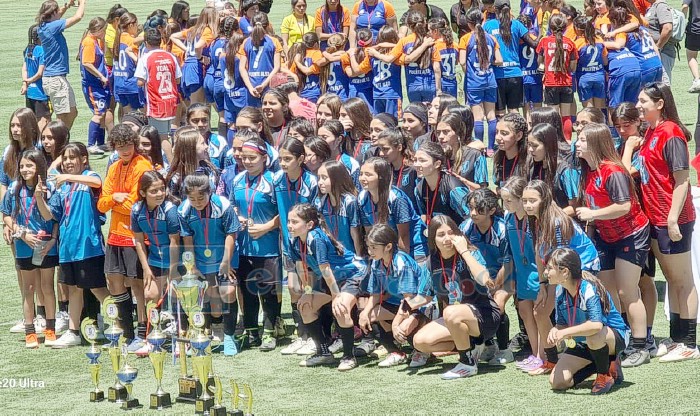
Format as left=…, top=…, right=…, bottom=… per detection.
left=51, top=331, right=82, bottom=348
left=328, top=338, right=343, bottom=354
left=656, top=337, right=677, bottom=357
left=658, top=343, right=700, bottom=363
left=378, top=352, right=407, bottom=368
left=689, top=79, right=700, bottom=93
left=488, top=348, right=515, bottom=365
left=211, top=323, right=224, bottom=343
left=10, top=319, right=25, bottom=333
left=337, top=356, right=357, bottom=371
left=409, top=350, right=431, bottom=368
left=281, top=338, right=306, bottom=355
left=34, top=315, right=46, bottom=334
left=134, top=342, right=154, bottom=357
left=441, top=361, right=478, bottom=380
left=55, top=312, right=69, bottom=333
left=88, top=145, right=104, bottom=155
left=296, top=339, right=317, bottom=355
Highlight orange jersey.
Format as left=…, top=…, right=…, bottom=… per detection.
left=291, top=49, right=323, bottom=74
left=314, top=5, right=351, bottom=30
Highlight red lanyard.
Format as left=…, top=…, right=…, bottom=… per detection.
left=20, top=188, right=37, bottom=227
left=379, top=256, right=392, bottom=299
left=502, top=154, right=519, bottom=183
left=395, top=163, right=405, bottom=187
left=425, top=174, right=442, bottom=227
left=245, top=174, right=260, bottom=220
left=63, top=183, right=80, bottom=222
left=299, top=239, right=310, bottom=287
left=195, top=204, right=211, bottom=250
left=353, top=138, right=366, bottom=160
left=325, top=196, right=339, bottom=236
left=147, top=206, right=162, bottom=253
left=440, top=255, right=457, bottom=288
left=362, top=1, right=377, bottom=28
left=565, top=281, right=582, bottom=326
left=335, top=153, right=342, bottom=162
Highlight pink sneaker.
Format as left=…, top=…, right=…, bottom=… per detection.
left=519, top=356, right=543, bottom=372
left=515, top=355, right=537, bottom=369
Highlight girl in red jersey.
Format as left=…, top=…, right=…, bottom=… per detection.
left=636, top=82, right=699, bottom=362
left=575, top=123, right=651, bottom=367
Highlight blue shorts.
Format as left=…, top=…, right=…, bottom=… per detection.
left=82, top=83, right=111, bottom=115
left=608, top=71, right=641, bottom=109
left=373, top=98, right=401, bottom=118
left=467, top=87, right=497, bottom=106
left=181, top=61, right=204, bottom=97
left=641, top=67, right=663, bottom=87
left=407, top=88, right=436, bottom=103
left=577, top=74, right=606, bottom=102
left=115, top=92, right=142, bottom=109
left=523, top=83, right=543, bottom=104
left=349, top=84, right=374, bottom=113
left=442, top=79, right=458, bottom=99
left=224, top=92, right=247, bottom=124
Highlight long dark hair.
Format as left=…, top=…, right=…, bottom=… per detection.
left=549, top=14, right=567, bottom=73
left=405, top=10, right=432, bottom=69
left=13, top=149, right=47, bottom=218
left=251, top=12, right=269, bottom=47
left=494, top=112, right=528, bottom=179
left=377, top=127, right=413, bottom=164
left=524, top=179, right=573, bottom=252
left=573, top=15, right=596, bottom=46
left=291, top=203, right=346, bottom=254
left=295, top=32, right=327, bottom=93
left=548, top=248, right=611, bottom=313
left=171, top=1, right=190, bottom=30
left=642, top=82, right=692, bottom=142
left=526, top=123, right=560, bottom=186
left=41, top=120, right=69, bottom=161
left=238, top=106, right=275, bottom=145
left=6, top=108, right=40, bottom=180
left=320, top=160, right=358, bottom=204
left=363, top=157, right=393, bottom=223
left=496, top=0, right=513, bottom=44
left=137, top=170, right=167, bottom=202
left=466, top=8, right=489, bottom=71
left=25, top=24, right=40, bottom=58
left=321, top=0, right=344, bottom=34
left=112, top=13, right=138, bottom=62
left=225, top=32, right=246, bottom=82
left=427, top=214, right=476, bottom=253
left=428, top=17, right=452, bottom=49
left=354, top=28, right=373, bottom=62
left=139, top=125, right=164, bottom=168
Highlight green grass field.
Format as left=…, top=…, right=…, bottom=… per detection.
left=1, top=0, right=700, bottom=414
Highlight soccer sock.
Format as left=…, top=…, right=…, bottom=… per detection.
left=686, top=318, right=697, bottom=349
left=631, top=337, right=646, bottom=351
left=114, top=292, right=135, bottom=340
left=307, top=320, right=330, bottom=355
left=59, top=301, right=69, bottom=313
left=474, top=121, right=485, bottom=142
left=137, top=322, right=147, bottom=339
left=458, top=346, right=476, bottom=366
left=291, top=303, right=309, bottom=340
left=572, top=362, right=597, bottom=386
left=260, top=290, right=279, bottom=332
left=46, top=319, right=55, bottom=331
left=97, top=124, right=106, bottom=146
left=338, top=325, right=355, bottom=358
left=544, top=346, right=559, bottom=364
left=25, top=323, right=36, bottom=335
left=670, top=312, right=681, bottom=342
left=487, top=119, right=497, bottom=150
left=203, top=301, right=212, bottom=331
left=319, top=303, right=334, bottom=341
left=223, top=301, right=239, bottom=336
left=562, top=116, right=573, bottom=142
left=37, top=305, right=46, bottom=317
left=647, top=326, right=653, bottom=341
left=87, top=121, right=102, bottom=147
left=496, top=313, right=510, bottom=351
left=217, top=122, right=228, bottom=138
left=588, top=344, right=610, bottom=375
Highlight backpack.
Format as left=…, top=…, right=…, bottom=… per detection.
left=670, top=7, right=687, bottom=43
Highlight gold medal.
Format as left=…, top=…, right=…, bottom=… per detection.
left=565, top=338, right=576, bottom=349
left=423, top=229, right=428, bottom=238
left=304, top=285, right=312, bottom=295
left=248, top=218, right=255, bottom=226
left=452, top=300, right=460, bottom=305
left=204, top=248, right=212, bottom=258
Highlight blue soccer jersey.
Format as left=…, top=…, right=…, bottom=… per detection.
left=327, top=61, right=350, bottom=99
left=455, top=147, right=489, bottom=187
left=358, top=54, right=402, bottom=100
left=223, top=55, right=248, bottom=123
left=391, top=34, right=436, bottom=97
left=532, top=219, right=600, bottom=273
left=459, top=216, right=508, bottom=279
left=24, top=46, right=48, bottom=101
left=519, top=32, right=542, bottom=86
left=502, top=212, right=539, bottom=301
left=229, top=170, right=280, bottom=257
left=239, top=36, right=281, bottom=97
left=314, top=193, right=361, bottom=254
left=367, top=250, right=429, bottom=306
left=131, top=200, right=180, bottom=269
left=1, top=182, right=58, bottom=259
left=113, top=34, right=139, bottom=95
left=626, top=28, right=663, bottom=75
left=273, top=169, right=318, bottom=255
left=458, top=32, right=499, bottom=91
left=337, top=153, right=361, bottom=190
left=483, top=18, right=528, bottom=79
left=208, top=133, right=229, bottom=170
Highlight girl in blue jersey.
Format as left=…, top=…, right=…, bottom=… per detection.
left=601, top=10, right=641, bottom=113
left=318, top=120, right=361, bottom=189
left=521, top=179, right=600, bottom=375
left=112, top=13, right=143, bottom=112
left=227, top=107, right=280, bottom=171
left=358, top=157, right=428, bottom=261
left=458, top=9, right=503, bottom=154
left=239, top=12, right=282, bottom=107
left=262, top=89, right=294, bottom=148
left=322, top=34, right=351, bottom=99
left=170, top=7, right=218, bottom=104
left=22, top=25, right=51, bottom=132
left=35, top=143, right=110, bottom=348
left=436, top=113, right=488, bottom=190
left=178, top=173, right=241, bottom=355
left=227, top=135, right=282, bottom=351
left=349, top=0, right=398, bottom=44
left=223, top=33, right=248, bottom=133
left=288, top=203, right=367, bottom=369
left=342, top=29, right=374, bottom=110
left=2, top=149, right=58, bottom=348
left=360, top=224, right=430, bottom=368
left=428, top=18, right=458, bottom=98
left=517, top=15, right=543, bottom=121
left=353, top=26, right=404, bottom=118
left=459, top=188, right=512, bottom=364
left=165, top=126, right=219, bottom=204
left=316, top=93, right=342, bottom=129
left=545, top=248, right=629, bottom=395
left=205, top=16, right=238, bottom=138
left=573, top=16, right=607, bottom=111
left=315, top=160, right=363, bottom=255
left=80, top=17, right=111, bottom=153
left=613, top=17, right=663, bottom=87
left=293, top=32, right=329, bottom=104
left=339, top=97, right=373, bottom=158
left=41, top=120, right=69, bottom=172
left=187, top=103, right=229, bottom=170
left=493, top=113, right=528, bottom=190
left=376, top=127, right=419, bottom=208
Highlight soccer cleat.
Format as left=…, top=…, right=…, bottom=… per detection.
left=25, top=333, right=39, bottom=349
left=337, top=356, right=358, bottom=372
left=223, top=334, right=239, bottom=357
left=591, top=374, right=615, bottom=395
left=371, top=345, right=389, bottom=359
left=480, top=343, right=498, bottom=362
left=515, top=355, right=538, bottom=369
left=528, top=360, right=555, bottom=376
left=126, top=337, right=146, bottom=353
left=658, top=343, right=700, bottom=363
left=299, top=353, right=336, bottom=367
left=55, top=311, right=69, bottom=333
left=409, top=351, right=432, bottom=368
left=259, top=333, right=277, bottom=352
left=488, top=348, right=515, bottom=365
left=328, top=338, right=343, bottom=354
left=10, top=319, right=25, bottom=333
left=353, top=337, right=376, bottom=357
left=441, top=362, right=478, bottom=380
left=87, top=145, right=104, bottom=155
left=609, top=355, right=624, bottom=384
left=688, top=78, right=700, bottom=93
left=211, top=323, right=224, bottom=343
left=34, top=315, right=46, bottom=334
left=43, top=329, right=57, bottom=346
left=378, top=352, right=407, bottom=368
left=645, top=336, right=658, bottom=358
left=52, top=331, right=82, bottom=348
left=655, top=338, right=677, bottom=357
left=296, top=339, right=316, bottom=355
left=621, top=349, right=650, bottom=368
left=281, top=338, right=306, bottom=355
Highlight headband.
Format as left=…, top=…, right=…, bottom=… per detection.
left=357, top=39, right=370, bottom=47
left=242, top=142, right=267, bottom=155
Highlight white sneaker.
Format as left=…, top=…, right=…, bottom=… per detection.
left=378, top=351, right=407, bottom=368
left=658, top=343, right=700, bottom=363
left=488, top=348, right=515, bottom=365
left=480, top=343, right=498, bottom=362
left=296, top=339, right=317, bottom=355
left=52, top=331, right=82, bottom=348
left=10, top=319, right=25, bottom=333
left=88, top=145, right=104, bottom=155
left=441, top=361, right=478, bottom=380
left=328, top=338, right=343, bottom=354
left=211, top=323, right=224, bottom=343
left=281, top=338, right=306, bottom=355
left=55, top=312, right=69, bottom=333
left=409, top=351, right=431, bottom=368
left=656, top=337, right=677, bottom=357
left=689, top=79, right=700, bottom=93
left=337, top=356, right=358, bottom=371
left=34, top=315, right=46, bottom=334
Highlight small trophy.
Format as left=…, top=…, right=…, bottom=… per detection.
left=242, top=384, right=254, bottom=416
left=209, top=376, right=227, bottom=416
left=147, top=302, right=172, bottom=410
left=192, top=310, right=214, bottom=414
left=102, top=297, right=127, bottom=403
left=81, top=318, right=104, bottom=402
left=117, top=345, right=141, bottom=410
left=228, top=380, right=243, bottom=416
left=172, top=251, right=208, bottom=403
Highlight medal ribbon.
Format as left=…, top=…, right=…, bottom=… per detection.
left=20, top=188, right=37, bottom=227
left=425, top=174, right=442, bottom=227
left=565, top=280, right=582, bottom=327
left=299, top=239, right=311, bottom=289
left=245, top=174, right=260, bottom=222
left=195, top=204, right=211, bottom=251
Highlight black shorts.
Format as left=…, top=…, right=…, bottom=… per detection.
left=60, top=256, right=108, bottom=289
left=686, top=32, right=700, bottom=51
left=544, top=86, right=574, bottom=105
left=25, top=97, right=52, bottom=119
left=596, top=226, right=650, bottom=271
left=104, top=245, right=143, bottom=278
left=496, top=77, right=524, bottom=111
left=16, top=255, right=59, bottom=271
left=468, top=299, right=501, bottom=345
left=202, top=272, right=235, bottom=287
left=642, top=249, right=656, bottom=277
left=564, top=328, right=627, bottom=359
left=380, top=302, right=401, bottom=315
left=651, top=221, right=694, bottom=255
left=238, top=256, right=281, bottom=295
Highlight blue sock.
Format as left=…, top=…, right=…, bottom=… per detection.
left=487, top=119, right=497, bottom=150
left=96, top=124, right=105, bottom=146
left=474, top=121, right=484, bottom=143
left=88, top=121, right=100, bottom=147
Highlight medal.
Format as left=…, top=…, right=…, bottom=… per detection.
left=304, top=285, right=312, bottom=294
left=204, top=248, right=212, bottom=258
left=423, top=228, right=429, bottom=237
left=565, top=338, right=576, bottom=349
left=248, top=218, right=255, bottom=226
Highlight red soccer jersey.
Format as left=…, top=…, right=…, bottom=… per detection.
left=584, top=161, right=649, bottom=243
left=536, top=35, right=578, bottom=87
left=134, top=49, right=182, bottom=119
left=638, top=120, right=696, bottom=226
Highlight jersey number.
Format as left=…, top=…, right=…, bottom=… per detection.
left=156, top=70, right=173, bottom=94
left=252, top=47, right=263, bottom=70
left=522, top=46, right=536, bottom=68
left=441, top=54, right=456, bottom=77
left=375, top=62, right=391, bottom=82
left=586, top=45, right=599, bottom=67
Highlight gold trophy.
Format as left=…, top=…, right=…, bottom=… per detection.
left=147, top=302, right=171, bottom=410
left=228, top=380, right=243, bottom=416
left=192, top=310, right=214, bottom=414
left=117, top=344, right=141, bottom=410
left=172, top=251, right=208, bottom=403
left=242, top=384, right=254, bottom=416
left=81, top=318, right=104, bottom=402
left=102, top=297, right=127, bottom=403
left=209, top=376, right=227, bottom=416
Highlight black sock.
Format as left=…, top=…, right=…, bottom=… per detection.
left=497, top=313, right=510, bottom=351
left=631, top=337, right=646, bottom=350
left=211, top=314, right=223, bottom=324
left=37, top=305, right=46, bottom=317
left=291, top=303, right=309, bottom=340
left=46, top=319, right=56, bottom=331
left=647, top=326, right=653, bottom=342
left=137, top=322, right=147, bottom=339
left=223, top=302, right=239, bottom=336
left=59, top=301, right=69, bottom=313
left=544, top=347, right=559, bottom=364
left=217, top=122, right=228, bottom=138
left=260, top=290, right=279, bottom=332
left=572, top=362, right=597, bottom=386
left=588, top=344, right=610, bottom=375
left=114, top=292, right=135, bottom=340
left=681, top=318, right=697, bottom=349
left=338, top=326, right=355, bottom=358
left=670, top=312, right=681, bottom=342
left=621, top=313, right=629, bottom=328
left=25, top=323, right=36, bottom=335
left=307, top=320, right=330, bottom=355
left=458, top=347, right=476, bottom=365
left=376, top=322, right=399, bottom=353
left=319, top=304, right=333, bottom=341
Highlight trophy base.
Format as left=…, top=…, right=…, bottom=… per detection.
left=90, top=390, right=105, bottom=402
left=121, top=398, right=141, bottom=410
left=195, top=397, right=214, bottom=414
left=108, top=386, right=128, bottom=403
left=176, top=377, right=198, bottom=403
left=228, top=410, right=244, bottom=416
left=210, top=405, right=227, bottom=416
left=149, top=393, right=172, bottom=410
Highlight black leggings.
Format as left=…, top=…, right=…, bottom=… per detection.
left=239, top=256, right=281, bottom=333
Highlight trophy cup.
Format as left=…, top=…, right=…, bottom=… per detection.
left=242, top=384, right=254, bottom=416
left=102, top=297, right=127, bottom=403
left=192, top=310, right=214, bottom=414
left=81, top=318, right=104, bottom=402
left=147, top=302, right=172, bottom=410
left=172, top=251, right=208, bottom=403
left=209, top=376, right=227, bottom=416
left=228, top=380, right=243, bottom=416
left=117, top=345, right=141, bottom=410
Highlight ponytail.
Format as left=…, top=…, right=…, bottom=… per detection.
left=549, top=14, right=567, bottom=73
left=251, top=12, right=269, bottom=48
left=466, top=9, right=489, bottom=71
left=428, top=18, right=452, bottom=49
left=112, top=13, right=137, bottom=64
left=406, top=10, right=431, bottom=69
left=497, top=4, right=512, bottom=44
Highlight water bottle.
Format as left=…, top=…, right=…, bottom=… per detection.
left=32, top=230, right=50, bottom=266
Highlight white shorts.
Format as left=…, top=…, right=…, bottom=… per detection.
left=43, top=75, right=76, bottom=115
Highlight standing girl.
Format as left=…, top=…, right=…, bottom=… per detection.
left=430, top=17, right=458, bottom=98
left=601, top=15, right=641, bottom=117
left=223, top=33, right=249, bottom=132
left=41, top=120, right=69, bottom=174
left=112, top=13, right=143, bottom=113
left=339, top=97, right=372, bottom=158
left=280, top=0, right=316, bottom=55
left=573, top=16, right=607, bottom=111
left=376, top=127, right=418, bottom=208
left=318, top=120, right=361, bottom=189
left=293, top=32, right=329, bottom=103
left=166, top=126, right=219, bottom=204
left=22, top=24, right=51, bottom=133
left=187, top=103, right=229, bottom=170
left=518, top=15, right=543, bottom=121
left=80, top=17, right=111, bottom=154
left=435, top=113, right=488, bottom=190
left=205, top=16, right=237, bottom=137
left=341, top=29, right=374, bottom=109
left=315, top=0, right=351, bottom=50
left=262, top=89, right=294, bottom=148
left=239, top=12, right=282, bottom=107
left=493, top=113, right=528, bottom=190
left=349, top=0, right=398, bottom=45
left=322, top=34, right=351, bottom=99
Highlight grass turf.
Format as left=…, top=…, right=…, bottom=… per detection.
left=0, top=0, right=699, bottom=414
